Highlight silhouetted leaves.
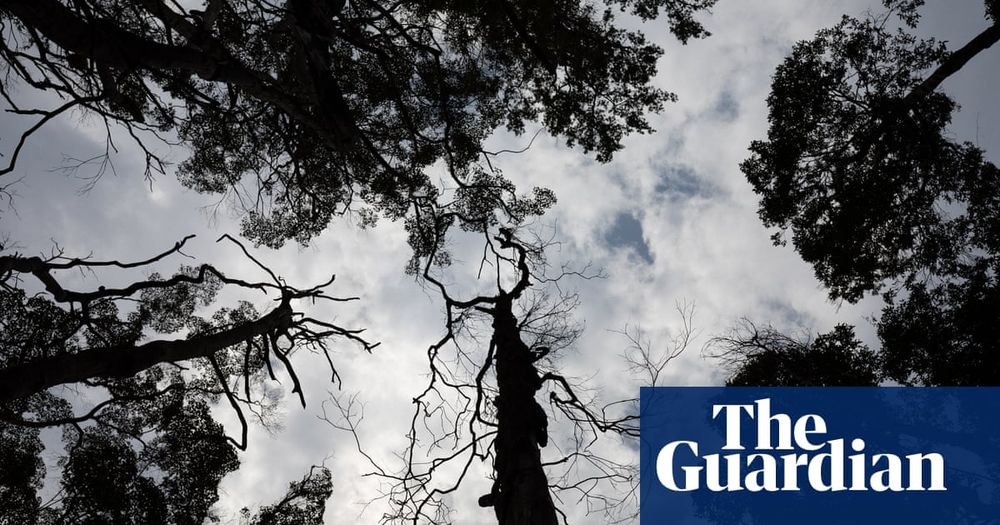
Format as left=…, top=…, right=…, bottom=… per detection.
left=713, top=323, right=881, bottom=387
left=743, top=0, right=1000, bottom=384
left=744, top=3, right=961, bottom=302
left=1, top=0, right=716, bottom=249
left=247, top=466, right=332, bottom=525
left=0, top=416, right=45, bottom=524
left=879, top=260, right=1000, bottom=385
left=144, top=401, right=241, bottom=525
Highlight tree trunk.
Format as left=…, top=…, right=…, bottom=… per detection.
left=489, top=295, right=558, bottom=525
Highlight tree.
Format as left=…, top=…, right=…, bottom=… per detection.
left=1, top=418, right=331, bottom=525
left=0, top=236, right=372, bottom=521
left=321, top=226, right=664, bottom=524
left=48, top=403, right=238, bottom=525
left=877, top=266, right=1000, bottom=385
left=0, top=0, right=715, bottom=248
left=0, top=414, right=45, bottom=523
left=741, top=0, right=1000, bottom=384
left=0, top=0, right=723, bottom=521
left=710, top=322, right=881, bottom=387
left=243, top=466, right=333, bottom=525
left=0, top=382, right=239, bottom=524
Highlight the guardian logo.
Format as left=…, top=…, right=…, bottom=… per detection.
left=641, top=388, right=1000, bottom=524
left=656, top=398, right=946, bottom=493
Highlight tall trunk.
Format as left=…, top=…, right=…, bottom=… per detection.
left=489, top=295, right=558, bottom=525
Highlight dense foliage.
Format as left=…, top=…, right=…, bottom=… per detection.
left=0, top=0, right=714, bottom=248
left=742, top=0, right=1000, bottom=385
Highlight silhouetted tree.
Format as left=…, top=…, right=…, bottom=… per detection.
left=710, top=322, right=880, bottom=386
left=0, top=411, right=330, bottom=524
left=0, top=237, right=372, bottom=522
left=243, top=466, right=333, bottom=525
left=0, top=388, right=240, bottom=524
left=51, top=404, right=238, bottom=525
left=0, top=414, right=44, bottom=523
left=0, top=0, right=724, bottom=520
left=0, top=0, right=715, bottom=247
left=742, top=0, right=1000, bottom=384
left=878, top=266, right=1000, bottom=385
left=323, top=224, right=651, bottom=524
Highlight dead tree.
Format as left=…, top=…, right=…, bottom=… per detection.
left=473, top=235, right=558, bottom=525
left=323, top=214, right=647, bottom=524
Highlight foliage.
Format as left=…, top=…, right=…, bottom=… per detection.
left=0, top=413, right=45, bottom=524
left=742, top=0, right=1000, bottom=384
left=0, top=0, right=715, bottom=249
left=712, top=323, right=881, bottom=387
left=245, top=466, right=333, bottom=525
left=879, top=260, right=1000, bottom=385
left=0, top=237, right=371, bottom=523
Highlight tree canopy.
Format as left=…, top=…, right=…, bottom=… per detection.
left=741, top=0, right=1000, bottom=385
left=1, top=0, right=714, bottom=248
left=3, top=0, right=998, bottom=523
left=0, top=235, right=369, bottom=522
left=712, top=322, right=881, bottom=387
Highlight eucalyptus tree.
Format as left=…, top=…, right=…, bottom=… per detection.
left=325, top=226, right=649, bottom=525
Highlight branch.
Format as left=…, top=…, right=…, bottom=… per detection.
left=0, top=298, right=293, bottom=403
left=0, top=0, right=359, bottom=155
left=0, top=96, right=100, bottom=176
left=0, top=255, right=270, bottom=305
left=905, top=22, right=1000, bottom=103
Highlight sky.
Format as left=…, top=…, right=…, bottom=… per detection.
left=1, top=1, right=998, bottom=523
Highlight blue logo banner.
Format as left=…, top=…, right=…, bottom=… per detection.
left=639, top=387, right=1000, bottom=524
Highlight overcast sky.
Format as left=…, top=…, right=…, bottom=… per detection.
left=2, top=1, right=997, bottom=523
